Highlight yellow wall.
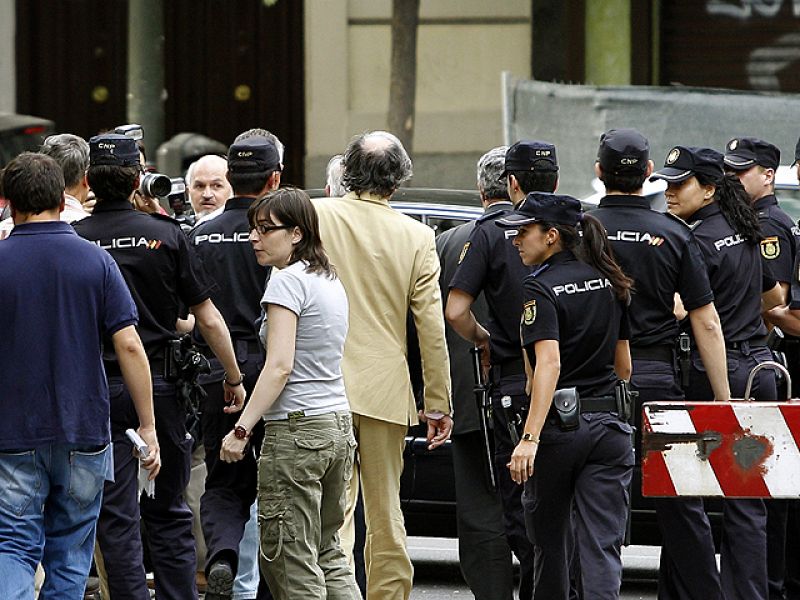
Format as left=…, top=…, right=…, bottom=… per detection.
left=305, top=0, right=531, bottom=188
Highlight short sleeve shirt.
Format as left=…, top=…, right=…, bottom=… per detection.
left=592, top=195, right=713, bottom=347
left=73, top=199, right=213, bottom=364
left=260, top=261, right=350, bottom=420
left=521, top=250, right=629, bottom=398
left=188, top=197, right=270, bottom=346
left=0, top=222, right=138, bottom=448
left=450, top=204, right=533, bottom=364
left=754, top=194, right=800, bottom=285
left=687, top=203, right=767, bottom=342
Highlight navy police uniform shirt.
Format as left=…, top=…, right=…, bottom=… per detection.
left=73, top=198, right=214, bottom=366
left=592, top=195, right=713, bottom=347
left=188, top=196, right=269, bottom=347
left=754, top=194, right=800, bottom=284
left=521, top=250, right=630, bottom=399
left=790, top=251, right=800, bottom=310
left=686, top=203, right=769, bottom=342
left=449, top=204, right=533, bottom=365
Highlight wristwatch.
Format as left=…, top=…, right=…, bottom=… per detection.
left=224, top=373, right=245, bottom=387
left=233, top=425, right=251, bottom=440
left=521, top=432, right=539, bottom=444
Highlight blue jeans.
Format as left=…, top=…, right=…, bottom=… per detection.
left=233, top=501, right=260, bottom=600
left=0, top=443, right=111, bottom=600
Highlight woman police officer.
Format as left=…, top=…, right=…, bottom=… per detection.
left=496, top=192, right=634, bottom=600
left=651, top=146, right=781, bottom=600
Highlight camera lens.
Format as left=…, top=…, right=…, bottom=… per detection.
left=139, top=173, right=172, bottom=198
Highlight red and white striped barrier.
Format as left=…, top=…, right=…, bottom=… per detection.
left=642, top=401, right=800, bottom=498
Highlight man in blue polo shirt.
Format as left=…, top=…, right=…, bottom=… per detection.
left=0, top=152, right=160, bottom=599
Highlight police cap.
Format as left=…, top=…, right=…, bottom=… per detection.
left=500, top=140, right=558, bottom=177
left=651, top=146, right=724, bottom=184
left=723, top=137, right=780, bottom=171
left=227, top=137, right=280, bottom=173
left=89, top=134, right=141, bottom=167
left=495, top=192, right=582, bottom=228
left=597, top=128, right=649, bottom=175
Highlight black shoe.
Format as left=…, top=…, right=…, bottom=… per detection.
left=205, top=560, right=234, bottom=599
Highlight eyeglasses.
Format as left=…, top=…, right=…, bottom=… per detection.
left=253, top=221, right=292, bottom=235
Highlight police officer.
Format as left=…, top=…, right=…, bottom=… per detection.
left=496, top=192, right=634, bottom=600
left=590, top=130, right=730, bottom=599
left=74, top=134, right=246, bottom=600
left=436, top=145, right=514, bottom=600
left=652, top=146, right=779, bottom=600
left=446, top=140, right=560, bottom=600
left=724, top=136, right=800, bottom=600
left=188, top=136, right=281, bottom=599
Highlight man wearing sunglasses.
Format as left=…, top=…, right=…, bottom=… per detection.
left=188, top=133, right=282, bottom=600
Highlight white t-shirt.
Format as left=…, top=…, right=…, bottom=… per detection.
left=260, top=260, right=350, bottom=420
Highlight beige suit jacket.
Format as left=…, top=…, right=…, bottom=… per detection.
left=313, top=192, right=452, bottom=426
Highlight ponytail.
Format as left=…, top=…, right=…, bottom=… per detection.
left=539, top=214, right=633, bottom=303
left=697, top=172, right=761, bottom=243
left=578, top=213, right=633, bottom=303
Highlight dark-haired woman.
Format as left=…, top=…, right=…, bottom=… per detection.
left=497, top=192, right=634, bottom=600
left=220, top=188, right=360, bottom=600
left=651, top=146, right=780, bottom=600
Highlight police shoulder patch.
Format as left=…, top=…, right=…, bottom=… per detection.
left=522, top=300, right=536, bottom=326
left=458, top=242, right=471, bottom=264
left=760, top=236, right=780, bottom=260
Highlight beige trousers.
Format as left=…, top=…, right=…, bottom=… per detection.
left=340, top=414, right=413, bottom=600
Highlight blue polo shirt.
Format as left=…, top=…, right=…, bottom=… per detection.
left=0, top=221, right=138, bottom=449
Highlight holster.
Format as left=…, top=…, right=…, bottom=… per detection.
left=553, top=387, right=580, bottom=431
left=615, top=379, right=635, bottom=423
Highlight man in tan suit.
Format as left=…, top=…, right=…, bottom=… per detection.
left=313, top=131, right=453, bottom=600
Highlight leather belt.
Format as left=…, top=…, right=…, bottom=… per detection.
left=580, top=395, right=617, bottom=413
left=631, top=345, right=674, bottom=362
left=490, top=358, right=525, bottom=381
left=727, top=336, right=768, bottom=351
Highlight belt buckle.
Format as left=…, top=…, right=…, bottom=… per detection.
left=288, top=410, right=305, bottom=419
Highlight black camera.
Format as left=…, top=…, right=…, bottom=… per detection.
left=139, top=172, right=172, bottom=198
left=115, top=123, right=173, bottom=199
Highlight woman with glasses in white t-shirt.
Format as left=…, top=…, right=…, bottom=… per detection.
left=220, top=187, right=359, bottom=600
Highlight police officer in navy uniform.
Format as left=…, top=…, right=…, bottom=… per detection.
left=590, top=130, right=731, bottom=599
left=188, top=136, right=281, bottom=598
left=496, top=192, right=634, bottom=600
left=652, top=145, right=780, bottom=600
left=724, top=136, right=800, bottom=600
left=436, top=145, right=514, bottom=600
left=446, top=140, right=560, bottom=600
left=74, top=133, right=246, bottom=600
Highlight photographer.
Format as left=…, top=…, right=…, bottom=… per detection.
left=73, top=133, right=245, bottom=600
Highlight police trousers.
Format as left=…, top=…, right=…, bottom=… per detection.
left=491, top=374, right=535, bottom=600
left=522, top=412, right=634, bottom=600
left=200, top=350, right=265, bottom=579
left=656, top=345, right=776, bottom=600
left=96, top=376, right=196, bottom=600
left=451, top=430, right=514, bottom=600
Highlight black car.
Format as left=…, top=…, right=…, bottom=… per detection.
left=392, top=189, right=716, bottom=547
left=0, top=113, right=55, bottom=215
